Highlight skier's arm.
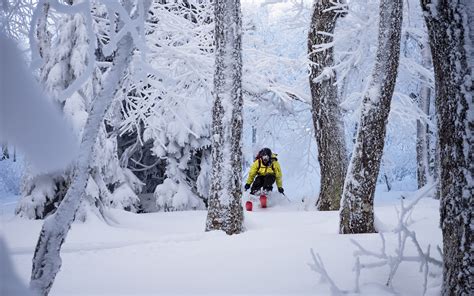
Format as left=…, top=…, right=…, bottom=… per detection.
left=246, top=160, right=259, bottom=185
left=274, top=161, right=283, bottom=188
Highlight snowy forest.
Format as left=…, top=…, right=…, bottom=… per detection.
left=0, top=0, right=472, bottom=295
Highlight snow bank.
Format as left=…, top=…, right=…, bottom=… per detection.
left=2, top=190, right=442, bottom=295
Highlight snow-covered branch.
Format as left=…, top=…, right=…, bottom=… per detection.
left=310, top=184, right=442, bottom=295
left=308, top=249, right=344, bottom=295
left=351, top=183, right=442, bottom=295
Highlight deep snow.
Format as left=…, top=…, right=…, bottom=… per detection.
left=1, top=188, right=442, bottom=295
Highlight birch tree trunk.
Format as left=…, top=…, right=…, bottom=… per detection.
left=339, top=0, right=403, bottom=234
left=36, top=2, right=51, bottom=60
left=205, top=0, right=244, bottom=235
left=29, top=32, right=134, bottom=296
left=416, top=42, right=433, bottom=188
left=420, top=1, right=473, bottom=294
left=308, top=0, right=347, bottom=211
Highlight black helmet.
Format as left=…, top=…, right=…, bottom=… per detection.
left=260, top=148, right=272, bottom=157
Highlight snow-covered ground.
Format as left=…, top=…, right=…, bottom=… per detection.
left=1, top=188, right=442, bottom=295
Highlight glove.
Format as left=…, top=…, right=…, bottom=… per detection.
left=278, top=187, right=284, bottom=194
left=244, top=183, right=251, bottom=191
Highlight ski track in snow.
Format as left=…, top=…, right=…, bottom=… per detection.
left=9, top=233, right=207, bottom=256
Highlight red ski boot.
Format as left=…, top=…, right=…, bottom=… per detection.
left=245, top=201, right=253, bottom=211
left=259, top=194, right=267, bottom=208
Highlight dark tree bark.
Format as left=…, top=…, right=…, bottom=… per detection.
left=308, top=0, right=347, bottom=211
left=117, top=133, right=167, bottom=195
left=339, top=0, right=403, bottom=234
left=420, top=1, right=473, bottom=294
left=205, top=0, right=244, bottom=235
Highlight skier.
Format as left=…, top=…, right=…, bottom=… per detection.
left=244, top=148, right=284, bottom=196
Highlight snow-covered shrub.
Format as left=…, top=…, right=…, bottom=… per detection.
left=155, top=178, right=204, bottom=211
left=16, top=173, right=59, bottom=219
left=0, top=156, right=23, bottom=196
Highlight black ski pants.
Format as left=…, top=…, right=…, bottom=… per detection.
left=250, top=174, right=276, bottom=195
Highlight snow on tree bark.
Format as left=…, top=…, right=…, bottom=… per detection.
left=36, top=2, right=51, bottom=61
left=1, top=144, right=9, bottom=160
left=339, top=0, right=403, bottom=234
left=205, top=0, right=244, bottom=235
left=308, top=0, right=347, bottom=211
left=420, top=1, right=473, bottom=294
left=416, top=90, right=431, bottom=188
left=416, top=41, right=433, bottom=188
left=29, top=32, right=134, bottom=296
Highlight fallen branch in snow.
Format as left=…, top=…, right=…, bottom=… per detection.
left=351, top=183, right=442, bottom=295
left=308, top=249, right=344, bottom=295
left=309, top=183, right=443, bottom=295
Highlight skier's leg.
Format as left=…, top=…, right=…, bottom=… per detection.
left=250, top=175, right=264, bottom=195
left=262, top=175, right=276, bottom=192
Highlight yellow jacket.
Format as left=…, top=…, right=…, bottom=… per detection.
left=246, top=154, right=283, bottom=188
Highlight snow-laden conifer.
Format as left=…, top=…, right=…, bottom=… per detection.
left=115, top=0, right=214, bottom=211
left=17, top=0, right=141, bottom=220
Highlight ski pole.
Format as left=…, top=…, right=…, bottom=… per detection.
left=281, top=192, right=291, bottom=202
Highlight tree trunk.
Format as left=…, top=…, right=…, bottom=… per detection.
left=339, top=0, right=403, bottom=234
left=36, top=3, right=51, bottom=60
left=416, top=41, right=433, bottom=188
left=205, top=0, right=244, bottom=235
left=1, top=144, right=9, bottom=160
left=420, top=1, right=473, bottom=294
left=29, top=32, right=134, bottom=296
left=308, top=0, right=347, bottom=211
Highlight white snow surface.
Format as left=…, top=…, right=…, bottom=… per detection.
left=1, top=189, right=442, bottom=295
